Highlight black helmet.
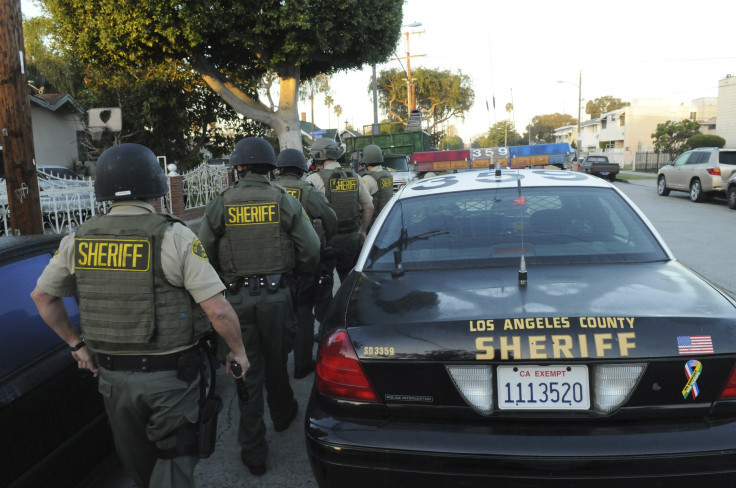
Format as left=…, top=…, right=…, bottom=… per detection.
left=229, top=137, right=277, bottom=167
left=94, top=143, right=167, bottom=201
left=362, top=144, right=384, bottom=166
left=310, top=138, right=345, bottom=161
left=276, top=148, right=309, bottom=172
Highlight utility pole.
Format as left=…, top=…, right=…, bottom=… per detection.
left=0, top=0, right=43, bottom=235
left=393, top=26, right=424, bottom=115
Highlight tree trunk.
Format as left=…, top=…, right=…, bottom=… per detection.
left=192, top=55, right=302, bottom=151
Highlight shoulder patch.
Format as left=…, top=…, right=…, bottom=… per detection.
left=191, top=238, right=209, bottom=260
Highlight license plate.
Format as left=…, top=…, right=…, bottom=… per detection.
left=600, top=171, right=609, bottom=175
left=497, top=365, right=590, bottom=410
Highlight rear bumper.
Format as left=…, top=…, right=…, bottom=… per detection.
left=306, top=401, right=736, bottom=488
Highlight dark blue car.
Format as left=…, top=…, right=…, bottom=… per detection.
left=0, top=234, right=115, bottom=487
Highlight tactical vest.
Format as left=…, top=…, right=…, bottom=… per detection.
left=368, top=168, right=394, bottom=217
left=74, top=213, right=210, bottom=354
left=217, top=183, right=296, bottom=275
left=317, top=168, right=360, bottom=232
left=280, top=175, right=327, bottom=247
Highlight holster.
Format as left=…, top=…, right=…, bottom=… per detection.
left=197, top=396, right=223, bottom=458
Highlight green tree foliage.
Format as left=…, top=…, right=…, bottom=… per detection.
left=472, top=121, right=522, bottom=148
left=80, top=63, right=270, bottom=168
left=23, top=16, right=265, bottom=168
left=585, top=96, right=629, bottom=119
left=375, top=67, right=474, bottom=133
left=44, top=0, right=404, bottom=150
left=523, top=113, right=577, bottom=144
left=688, top=133, right=725, bottom=149
left=651, top=119, right=701, bottom=156
left=440, top=134, right=464, bottom=150
left=23, top=16, right=84, bottom=96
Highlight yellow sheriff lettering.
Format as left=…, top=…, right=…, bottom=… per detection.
left=226, top=203, right=280, bottom=225
left=75, top=239, right=150, bottom=271
left=474, top=332, right=637, bottom=360
left=286, top=188, right=301, bottom=199
left=331, top=178, right=357, bottom=192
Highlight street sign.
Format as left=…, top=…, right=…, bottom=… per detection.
left=310, top=129, right=327, bottom=136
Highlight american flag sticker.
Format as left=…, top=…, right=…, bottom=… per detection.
left=676, top=335, right=714, bottom=355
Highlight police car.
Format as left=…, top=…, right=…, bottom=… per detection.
left=306, top=169, right=736, bottom=488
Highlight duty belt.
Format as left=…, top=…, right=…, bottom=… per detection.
left=98, top=345, right=199, bottom=372
left=226, top=273, right=286, bottom=296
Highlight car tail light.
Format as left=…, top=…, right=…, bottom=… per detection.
left=707, top=167, right=721, bottom=176
left=316, top=329, right=380, bottom=403
left=717, top=365, right=736, bottom=400
left=593, top=363, right=645, bottom=413
left=446, top=365, right=493, bottom=414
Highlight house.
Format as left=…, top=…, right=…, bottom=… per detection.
left=28, top=93, right=85, bottom=168
left=559, top=97, right=720, bottom=167
left=718, top=75, right=736, bottom=147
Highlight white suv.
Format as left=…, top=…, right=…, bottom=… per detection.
left=657, top=147, right=736, bottom=202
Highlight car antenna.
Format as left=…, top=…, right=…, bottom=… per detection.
left=517, top=171, right=527, bottom=287
left=493, top=154, right=502, bottom=178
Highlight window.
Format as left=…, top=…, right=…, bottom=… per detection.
left=601, top=119, right=607, bottom=129
left=686, top=152, right=709, bottom=164
left=366, top=187, right=666, bottom=271
left=619, top=114, right=625, bottom=126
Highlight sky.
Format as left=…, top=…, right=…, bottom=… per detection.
left=21, top=0, right=736, bottom=144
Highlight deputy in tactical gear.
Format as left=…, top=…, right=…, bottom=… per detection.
left=275, top=149, right=338, bottom=379
left=360, top=144, right=394, bottom=227
left=31, top=143, right=248, bottom=488
left=198, top=137, right=320, bottom=476
left=306, top=138, right=373, bottom=284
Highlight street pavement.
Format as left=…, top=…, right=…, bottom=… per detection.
left=94, top=343, right=318, bottom=488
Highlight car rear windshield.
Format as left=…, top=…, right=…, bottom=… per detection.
left=587, top=156, right=608, bottom=162
left=366, top=186, right=667, bottom=271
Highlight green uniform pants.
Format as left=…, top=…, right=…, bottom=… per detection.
left=97, top=369, right=200, bottom=488
left=222, top=285, right=296, bottom=467
left=328, top=231, right=360, bottom=283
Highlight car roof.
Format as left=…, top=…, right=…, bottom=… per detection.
left=398, top=169, right=611, bottom=199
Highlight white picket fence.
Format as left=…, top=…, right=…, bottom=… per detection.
left=1, top=163, right=230, bottom=236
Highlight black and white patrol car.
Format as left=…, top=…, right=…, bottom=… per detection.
left=306, top=169, right=736, bottom=488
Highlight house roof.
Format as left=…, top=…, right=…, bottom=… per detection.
left=30, top=93, right=84, bottom=115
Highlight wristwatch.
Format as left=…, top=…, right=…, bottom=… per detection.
left=69, top=338, right=86, bottom=352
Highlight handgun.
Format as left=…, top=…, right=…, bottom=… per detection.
left=231, top=361, right=250, bottom=405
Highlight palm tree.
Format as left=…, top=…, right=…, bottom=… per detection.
left=334, top=104, right=343, bottom=131
left=325, top=95, right=334, bottom=129
left=505, top=103, right=513, bottom=145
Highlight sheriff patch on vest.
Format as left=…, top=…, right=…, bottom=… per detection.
left=225, top=203, right=280, bottom=225
left=74, top=238, right=150, bottom=271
